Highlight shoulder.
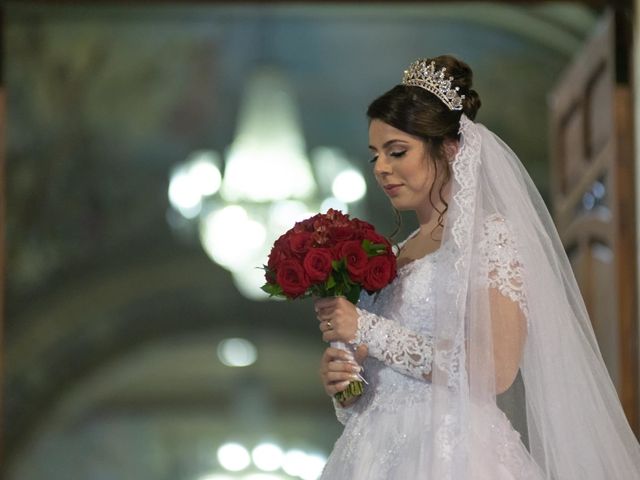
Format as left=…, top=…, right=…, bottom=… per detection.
left=480, top=213, right=518, bottom=252
left=478, top=213, right=524, bottom=272
left=478, top=213, right=530, bottom=318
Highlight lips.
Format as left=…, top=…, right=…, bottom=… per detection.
left=383, top=184, right=403, bottom=196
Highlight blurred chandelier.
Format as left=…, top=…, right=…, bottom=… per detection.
left=167, top=66, right=367, bottom=300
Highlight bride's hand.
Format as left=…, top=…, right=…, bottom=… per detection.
left=314, top=296, right=359, bottom=343
left=319, top=345, right=369, bottom=400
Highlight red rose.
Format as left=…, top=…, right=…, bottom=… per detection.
left=292, top=217, right=315, bottom=233
left=353, top=219, right=375, bottom=231
left=289, top=232, right=313, bottom=257
left=276, top=259, right=310, bottom=298
left=267, top=251, right=281, bottom=272
left=303, top=248, right=333, bottom=282
left=363, top=255, right=394, bottom=292
left=267, top=235, right=292, bottom=271
left=330, top=226, right=359, bottom=243
left=339, top=240, right=369, bottom=282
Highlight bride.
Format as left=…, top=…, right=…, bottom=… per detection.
left=313, top=55, right=640, bottom=479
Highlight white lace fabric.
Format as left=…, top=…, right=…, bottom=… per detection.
left=479, top=213, right=530, bottom=321
left=350, top=307, right=434, bottom=380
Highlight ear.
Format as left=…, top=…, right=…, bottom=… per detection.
left=443, top=138, right=459, bottom=162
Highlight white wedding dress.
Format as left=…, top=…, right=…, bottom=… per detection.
left=320, top=219, right=547, bottom=480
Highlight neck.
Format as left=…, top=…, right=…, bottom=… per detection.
left=415, top=180, right=451, bottom=228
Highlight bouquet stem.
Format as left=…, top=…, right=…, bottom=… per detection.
left=335, top=379, right=365, bottom=403
left=331, top=341, right=365, bottom=403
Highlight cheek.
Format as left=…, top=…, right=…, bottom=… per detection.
left=409, top=162, right=435, bottom=190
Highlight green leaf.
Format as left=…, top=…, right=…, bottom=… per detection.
left=346, top=285, right=362, bottom=305
left=326, top=274, right=337, bottom=289
left=362, top=240, right=373, bottom=255
left=261, top=283, right=283, bottom=296
left=332, top=259, right=344, bottom=271
left=362, top=240, right=384, bottom=256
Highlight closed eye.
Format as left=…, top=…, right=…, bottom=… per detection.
left=369, top=150, right=407, bottom=164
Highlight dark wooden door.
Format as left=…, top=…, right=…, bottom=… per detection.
left=549, top=11, right=638, bottom=433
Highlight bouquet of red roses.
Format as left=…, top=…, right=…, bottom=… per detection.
left=261, top=208, right=397, bottom=401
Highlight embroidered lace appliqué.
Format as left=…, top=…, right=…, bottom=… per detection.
left=351, top=307, right=433, bottom=381
left=480, top=214, right=530, bottom=320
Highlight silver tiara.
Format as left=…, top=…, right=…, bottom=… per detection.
left=402, top=59, right=465, bottom=111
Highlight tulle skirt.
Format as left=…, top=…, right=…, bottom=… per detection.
left=320, top=399, right=546, bottom=480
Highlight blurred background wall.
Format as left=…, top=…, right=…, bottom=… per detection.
left=2, top=2, right=604, bottom=480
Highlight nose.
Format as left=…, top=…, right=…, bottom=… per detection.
left=373, top=154, right=392, bottom=177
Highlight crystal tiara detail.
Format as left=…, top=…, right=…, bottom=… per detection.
left=402, top=59, right=465, bottom=111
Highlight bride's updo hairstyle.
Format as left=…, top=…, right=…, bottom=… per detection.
left=366, top=55, right=481, bottom=232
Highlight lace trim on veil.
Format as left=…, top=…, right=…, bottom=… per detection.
left=433, top=114, right=481, bottom=389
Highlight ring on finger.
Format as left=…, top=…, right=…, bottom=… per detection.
left=327, top=321, right=333, bottom=330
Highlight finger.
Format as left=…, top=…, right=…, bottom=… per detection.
left=327, top=380, right=351, bottom=395
left=323, top=347, right=355, bottom=362
left=315, top=297, right=338, bottom=309
left=321, top=361, right=356, bottom=375
left=317, top=312, right=334, bottom=323
left=321, top=372, right=347, bottom=385
left=328, top=360, right=361, bottom=373
left=323, top=331, right=338, bottom=343
left=319, top=320, right=335, bottom=333
left=326, top=371, right=361, bottom=383
left=316, top=311, right=333, bottom=323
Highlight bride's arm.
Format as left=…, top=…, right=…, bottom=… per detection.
left=481, top=214, right=529, bottom=394
left=488, top=287, right=527, bottom=394
left=352, top=290, right=527, bottom=393
left=315, top=296, right=434, bottom=382
left=350, top=308, right=433, bottom=382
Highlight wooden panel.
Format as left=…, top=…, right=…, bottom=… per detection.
left=0, top=4, right=5, bottom=466
left=588, top=61, right=614, bottom=158
left=0, top=86, right=5, bottom=470
left=562, top=105, right=586, bottom=195
left=549, top=11, right=638, bottom=432
left=613, top=86, right=638, bottom=426
left=591, top=242, right=620, bottom=383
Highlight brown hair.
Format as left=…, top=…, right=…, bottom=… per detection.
left=366, top=55, right=481, bottom=238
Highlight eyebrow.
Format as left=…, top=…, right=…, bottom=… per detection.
left=368, top=139, right=409, bottom=150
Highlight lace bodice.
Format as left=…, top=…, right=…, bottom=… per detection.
left=333, top=215, right=528, bottom=425
left=333, top=244, right=439, bottom=424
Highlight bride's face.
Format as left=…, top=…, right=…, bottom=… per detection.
left=368, top=119, right=436, bottom=217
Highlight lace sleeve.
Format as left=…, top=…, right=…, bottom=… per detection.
left=349, top=307, right=433, bottom=381
left=480, top=214, right=529, bottom=320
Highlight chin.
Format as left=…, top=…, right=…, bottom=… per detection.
left=388, top=199, right=413, bottom=211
